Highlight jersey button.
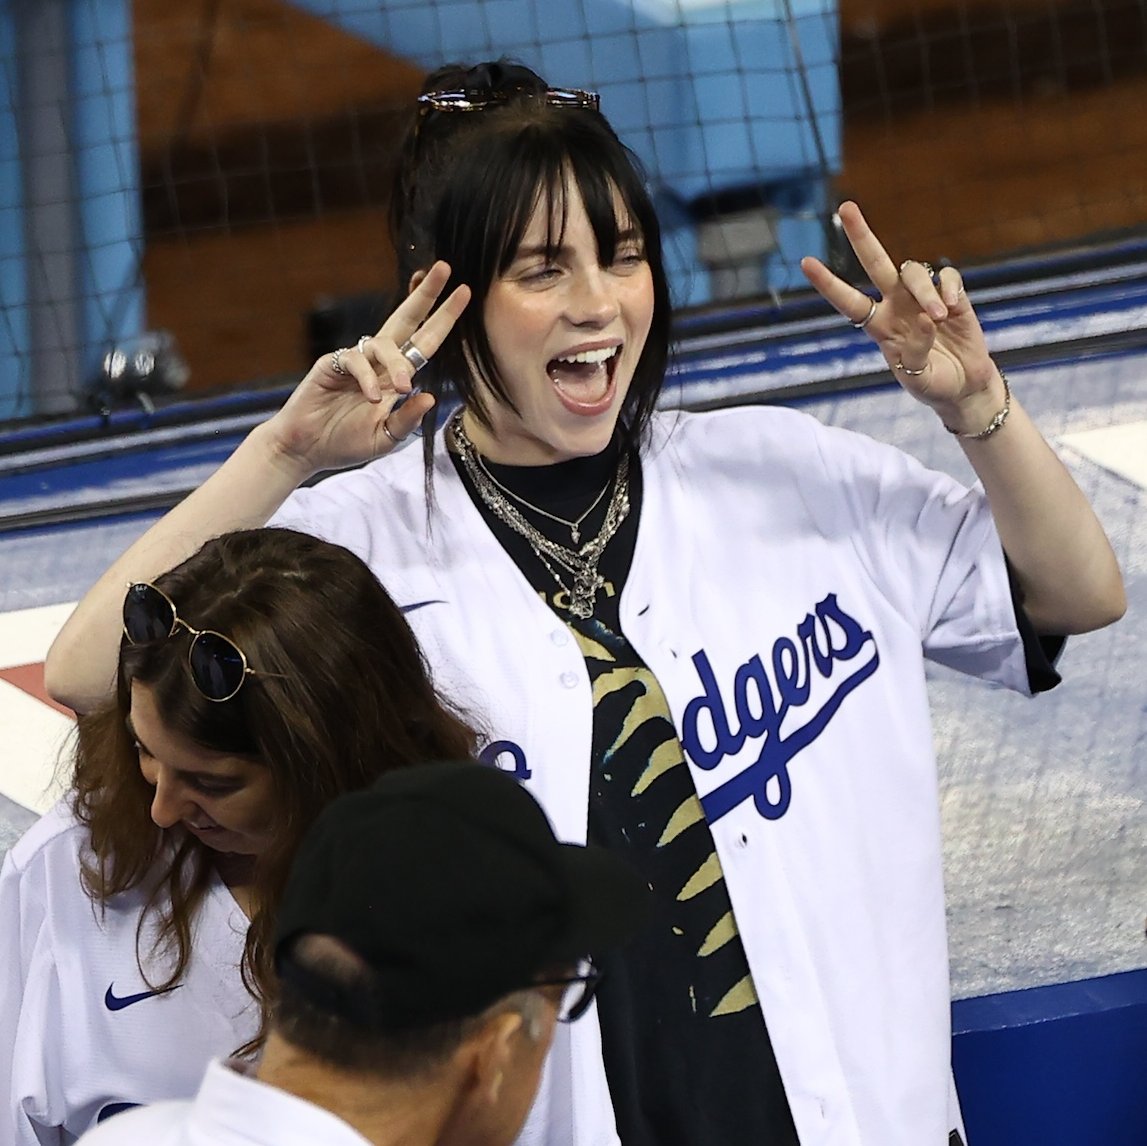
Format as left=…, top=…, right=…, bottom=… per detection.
left=550, top=629, right=569, bottom=647
left=560, top=671, right=579, bottom=689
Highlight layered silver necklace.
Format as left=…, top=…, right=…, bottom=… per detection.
left=450, top=411, right=631, bottom=620
left=474, top=451, right=612, bottom=546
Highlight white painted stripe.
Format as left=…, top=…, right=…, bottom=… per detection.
left=0, top=602, right=75, bottom=812
left=0, top=601, right=77, bottom=670
left=0, top=679, right=72, bottom=813
left=1059, top=421, right=1147, bottom=490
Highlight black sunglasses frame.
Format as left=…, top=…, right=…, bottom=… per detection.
left=533, top=959, right=603, bottom=1024
left=122, top=582, right=256, bottom=703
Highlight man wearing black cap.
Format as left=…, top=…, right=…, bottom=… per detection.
left=77, top=761, right=648, bottom=1146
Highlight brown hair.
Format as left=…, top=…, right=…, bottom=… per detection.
left=70, top=528, right=479, bottom=1051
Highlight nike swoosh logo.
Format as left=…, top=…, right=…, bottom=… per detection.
left=104, top=983, right=182, bottom=1011
left=399, top=599, right=445, bottom=614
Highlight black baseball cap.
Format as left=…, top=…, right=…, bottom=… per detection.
left=273, top=760, right=649, bottom=1029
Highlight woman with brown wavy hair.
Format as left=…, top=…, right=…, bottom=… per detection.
left=0, top=527, right=478, bottom=1146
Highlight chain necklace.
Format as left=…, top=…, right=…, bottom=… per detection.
left=450, top=411, right=630, bottom=620
left=473, top=450, right=612, bottom=546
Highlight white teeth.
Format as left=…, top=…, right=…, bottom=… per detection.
left=555, top=346, right=618, bottom=366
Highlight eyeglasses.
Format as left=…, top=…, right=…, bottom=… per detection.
left=534, top=958, right=603, bottom=1024
left=122, top=582, right=256, bottom=703
left=417, top=86, right=600, bottom=114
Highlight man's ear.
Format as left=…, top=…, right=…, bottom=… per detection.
left=472, top=1011, right=524, bottom=1105
left=435, top=1011, right=526, bottom=1146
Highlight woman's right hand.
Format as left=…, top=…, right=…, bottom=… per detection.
left=44, top=265, right=470, bottom=715
left=265, top=261, right=470, bottom=475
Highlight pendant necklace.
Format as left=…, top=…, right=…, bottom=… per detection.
left=472, top=450, right=613, bottom=546
left=450, top=411, right=630, bottom=619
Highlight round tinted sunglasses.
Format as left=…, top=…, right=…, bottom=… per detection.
left=122, top=582, right=256, bottom=703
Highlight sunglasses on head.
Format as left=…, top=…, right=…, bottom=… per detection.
left=417, top=86, right=600, bottom=114
left=122, top=582, right=256, bottom=703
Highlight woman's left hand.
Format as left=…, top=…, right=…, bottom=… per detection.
left=800, top=201, right=1003, bottom=435
left=799, top=200, right=1126, bottom=637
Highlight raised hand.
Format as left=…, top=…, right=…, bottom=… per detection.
left=801, top=201, right=1004, bottom=434
left=266, top=261, right=471, bottom=474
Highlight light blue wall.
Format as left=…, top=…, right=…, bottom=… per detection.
left=287, top=0, right=840, bottom=302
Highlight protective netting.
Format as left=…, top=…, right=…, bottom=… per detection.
left=2, top=0, right=1144, bottom=427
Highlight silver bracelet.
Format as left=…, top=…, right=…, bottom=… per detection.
left=944, top=373, right=1011, bottom=440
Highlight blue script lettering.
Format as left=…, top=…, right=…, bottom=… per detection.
left=681, top=594, right=879, bottom=822
left=479, top=739, right=532, bottom=781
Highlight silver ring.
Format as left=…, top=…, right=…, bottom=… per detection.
left=894, top=359, right=931, bottom=377
left=400, top=339, right=429, bottom=373
left=356, top=334, right=371, bottom=355
left=382, top=419, right=401, bottom=446
left=899, top=259, right=935, bottom=281
left=851, top=298, right=877, bottom=330
left=331, top=347, right=349, bottom=375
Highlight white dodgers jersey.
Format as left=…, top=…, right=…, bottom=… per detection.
left=0, top=801, right=257, bottom=1145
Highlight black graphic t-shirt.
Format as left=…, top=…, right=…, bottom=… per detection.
left=451, top=437, right=799, bottom=1146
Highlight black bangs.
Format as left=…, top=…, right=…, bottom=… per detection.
left=487, top=141, right=567, bottom=277
left=491, top=123, right=643, bottom=275
left=566, top=141, right=644, bottom=264
left=412, top=97, right=672, bottom=450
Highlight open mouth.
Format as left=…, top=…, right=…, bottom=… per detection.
left=546, top=346, right=620, bottom=410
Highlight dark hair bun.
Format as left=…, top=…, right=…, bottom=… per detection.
left=421, top=58, right=546, bottom=100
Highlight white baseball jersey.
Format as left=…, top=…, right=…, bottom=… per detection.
left=271, top=405, right=1032, bottom=1146
left=75, top=1057, right=370, bottom=1146
left=0, top=800, right=257, bottom=1145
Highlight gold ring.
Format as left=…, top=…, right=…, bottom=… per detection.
left=894, top=359, right=931, bottom=377
left=382, top=419, right=401, bottom=446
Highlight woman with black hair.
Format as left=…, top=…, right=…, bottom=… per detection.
left=46, top=61, right=1123, bottom=1146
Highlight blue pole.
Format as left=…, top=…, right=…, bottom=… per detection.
left=70, top=0, right=143, bottom=392
left=0, top=4, right=29, bottom=420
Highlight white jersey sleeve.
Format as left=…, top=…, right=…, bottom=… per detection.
left=1, top=807, right=70, bottom=1145
left=0, top=803, right=256, bottom=1145
left=803, top=412, right=1023, bottom=686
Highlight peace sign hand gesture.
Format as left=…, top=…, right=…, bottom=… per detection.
left=266, top=261, right=470, bottom=476
left=801, top=201, right=1006, bottom=436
